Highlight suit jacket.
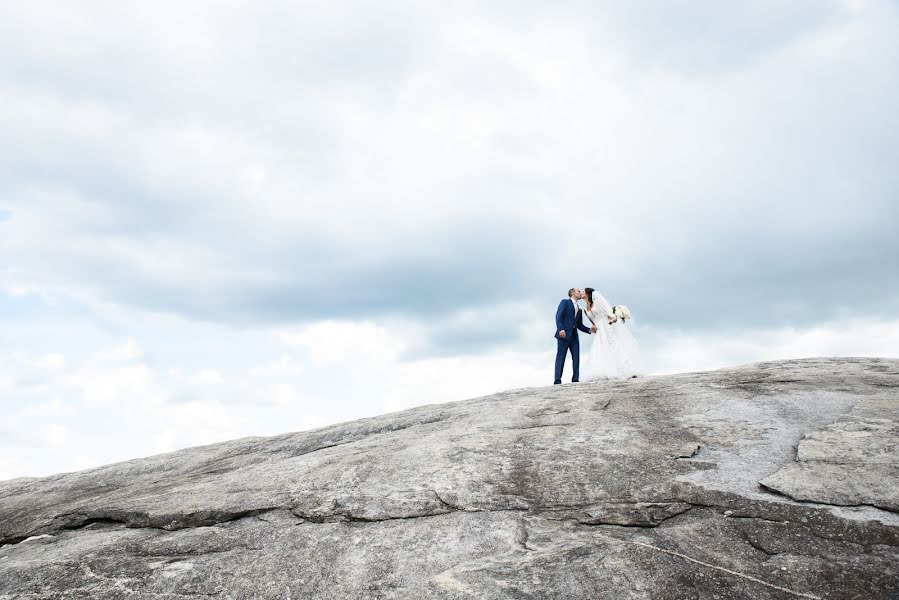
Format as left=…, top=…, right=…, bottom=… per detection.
left=555, top=298, right=592, bottom=340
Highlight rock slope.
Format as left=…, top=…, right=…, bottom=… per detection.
left=0, top=357, right=897, bottom=599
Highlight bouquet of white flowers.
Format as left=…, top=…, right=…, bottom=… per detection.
left=612, top=305, right=631, bottom=322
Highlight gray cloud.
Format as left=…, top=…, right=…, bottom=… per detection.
left=1, top=0, right=898, bottom=358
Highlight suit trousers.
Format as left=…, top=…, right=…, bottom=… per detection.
left=554, top=332, right=580, bottom=384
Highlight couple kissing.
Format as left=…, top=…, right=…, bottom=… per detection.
left=554, top=287, right=640, bottom=384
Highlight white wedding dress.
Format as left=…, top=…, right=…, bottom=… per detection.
left=581, top=290, right=642, bottom=380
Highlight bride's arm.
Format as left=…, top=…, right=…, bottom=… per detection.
left=592, top=292, right=618, bottom=323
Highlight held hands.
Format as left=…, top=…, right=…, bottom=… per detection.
left=591, top=325, right=598, bottom=333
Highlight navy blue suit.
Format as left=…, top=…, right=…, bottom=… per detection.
left=554, top=298, right=593, bottom=384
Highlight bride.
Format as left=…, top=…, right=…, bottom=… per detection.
left=581, top=287, right=641, bottom=380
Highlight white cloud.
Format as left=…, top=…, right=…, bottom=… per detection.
left=1, top=0, right=895, bottom=330
left=248, top=355, right=304, bottom=377
left=148, top=401, right=247, bottom=454
left=0, top=456, right=31, bottom=482
left=20, top=395, right=74, bottom=418
left=0, top=1, right=896, bottom=481
left=33, top=353, right=66, bottom=369
left=265, top=383, right=303, bottom=408
left=189, top=368, right=224, bottom=386
left=40, top=423, right=69, bottom=447
left=1, top=311, right=897, bottom=481
left=277, top=321, right=410, bottom=366
left=94, top=339, right=142, bottom=362
left=74, top=362, right=160, bottom=409
left=641, top=318, right=899, bottom=375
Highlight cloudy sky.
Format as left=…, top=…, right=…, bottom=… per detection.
left=2, top=0, right=897, bottom=481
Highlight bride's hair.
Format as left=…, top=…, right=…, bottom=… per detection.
left=584, top=287, right=595, bottom=310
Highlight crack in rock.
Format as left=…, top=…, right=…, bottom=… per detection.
left=1, top=358, right=896, bottom=599
left=515, top=518, right=535, bottom=552
left=758, top=481, right=899, bottom=514
left=572, top=502, right=694, bottom=528
left=0, top=507, right=285, bottom=548
left=739, top=529, right=782, bottom=557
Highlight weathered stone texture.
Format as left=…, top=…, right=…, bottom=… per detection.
left=1, top=358, right=897, bottom=599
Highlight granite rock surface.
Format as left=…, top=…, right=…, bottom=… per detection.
left=1, top=357, right=897, bottom=599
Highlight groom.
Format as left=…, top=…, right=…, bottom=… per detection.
left=554, top=288, right=596, bottom=384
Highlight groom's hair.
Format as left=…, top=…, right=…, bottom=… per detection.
left=568, top=288, right=577, bottom=298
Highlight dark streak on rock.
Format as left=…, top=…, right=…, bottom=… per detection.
left=504, top=423, right=578, bottom=431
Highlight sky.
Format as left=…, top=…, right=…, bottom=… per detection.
left=1, top=0, right=898, bottom=481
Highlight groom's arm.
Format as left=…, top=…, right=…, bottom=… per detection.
left=577, top=316, right=592, bottom=335
left=555, top=301, right=566, bottom=334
